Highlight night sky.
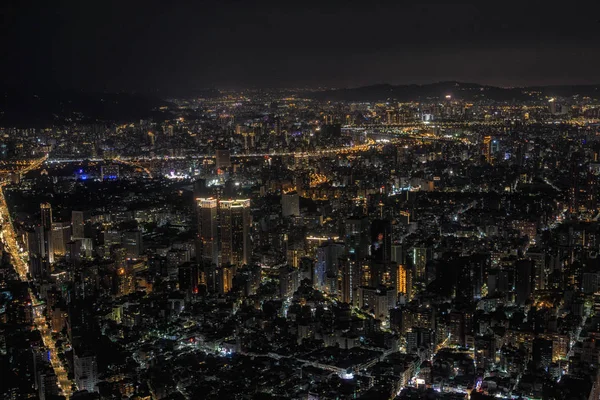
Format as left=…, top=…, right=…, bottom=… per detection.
left=2, top=0, right=600, bottom=93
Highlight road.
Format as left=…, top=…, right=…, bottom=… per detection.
left=45, top=133, right=447, bottom=164
left=0, top=155, right=74, bottom=398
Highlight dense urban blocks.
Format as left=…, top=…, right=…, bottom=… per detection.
left=1, top=87, right=600, bottom=400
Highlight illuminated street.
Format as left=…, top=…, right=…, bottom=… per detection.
left=0, top=155, right=73, bottom=398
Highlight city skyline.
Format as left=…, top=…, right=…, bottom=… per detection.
left=2, top=2, right=600, bottom=400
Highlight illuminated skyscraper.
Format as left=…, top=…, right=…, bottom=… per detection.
left=483, top=136, right=492, bottom=164
left=412, top=247, right=428, bottom=281
left=217, top=265, right=235, bottom=294
left=345, top=216, right=370, bottom=260
left=51, top=222, right=71, bottom=256
left=114, top=248, right=134, bottom=297
left=40, top=203, right=54, bottom=264
left=197, top=198, right=218, bottom=266
left=339, top=258, right=353, bottom=304
left=316, top=242, right=346, bottom=293
left=219, top=199, right=251, bottom=267
left=41, top=202, right=52, bottom=230
left=395, top=264, right=412, bottom=301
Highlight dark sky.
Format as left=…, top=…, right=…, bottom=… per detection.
left=2, top=0, right=600, bottom=93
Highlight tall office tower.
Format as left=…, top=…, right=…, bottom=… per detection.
left=483, top=135, right=492, bottom=164
left=339, top=258, right=353, bottom=304
left=281, top=192, right=300, bottom=217
left=71, top=210, right=85, bottom=239
left=394, top=264, right=412, bottom=301
left=217, top=265, right=235, bottom=294
left=529, top=250, right=549, bottom=291
left=406, top=327, right=435, bottom=355
left=37, top=366, right=60, bottom=400
left=386, top=109, right=395, bottom=125
left=219, top=199, right=251, bottom=267
left=515, top=259, right=535, bottom=306
left=532, top=338, right=553, bottom=371
left=40, top=203, right=54, bottom=264
left=178, top=264, right=199, bottom=296
left=315, top=242, right=346, bottom=293
left=197, top=198, right=219, bottom=267
left=73, top=349, right=98, bottom=392
left=391, top=244, right=405, bottom=265
left=569, top=151, right=586, bottom=214
left=215, top=149, right=231, bottom=170
left=355, top=286, right=396, bottom=320
left=122, top=230, right=143, bottom=258
left=345, top=216, right=370, bottom=260
left=202, top=263, right=218, bottom=293
left=51, top=222, right=71, bottom=256
left=279, top=265, right=300, bottom=298
left=412, top=246, right=429, bottom=281
left=41, top=202, right=52, bottom=230
left=370, top=219, right=392, bottom=263
left=114, top=248, right=134, bottom=297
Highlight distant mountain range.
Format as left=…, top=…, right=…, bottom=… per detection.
left=0, top=87, right=172, bottom=128
left=308, top=81, right=600, bottom=102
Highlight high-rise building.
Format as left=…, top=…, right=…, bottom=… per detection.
left=122, top=230, right=143, bottom=259
left=339, top=258, right=354, bottom=304
left=37, top=366, right=60, bottom=400
left=316, top=242, right=346, bottom=293
left=51, top=222, right=71, bottom=257
left=515, top=259, right=535, bottom=306
left=412, top=247, right=428, bottom=281
left=406, top=327, right=435, bottom=355
left=178, top=264, right=199, bottom=296
left=73, top=349, right=98, bottom=392
left=449, top=311, right=469, bottom=347
left=345, top=216, right=370, bottom=260
left=215, top=149, right=231, bottom=170
left=279, top=265, right=300, bottom=298
left=40, top=203, right=54, bottom=264
left=583, top=272, right=599, bottom=295
left=391, top=244, right=405, bottom=264
left=114, top=248, right=135, bottom=297
left=71, top=210, right=85, bottom=239
left=281, top=192, right=300, bottom=217
left=370, top=219, right=392, bottom=263
left=355, top=286, right=396, bottom=320
left=197, top=198, right=219, bottom=266
left=217, top=265, right=235, bottom=294
left=219, top=199, right=251, bottom=267
left=394, top=264, right=412, bottom=301
left=41, top=202, right=52, bottom=230
left=483, top=136, right=492, bottom=164
left=103, top=230, right=122, bottom=248
left=511, top=220, right=537, bottom=245
left=533, top=338, right=553, bottom=371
